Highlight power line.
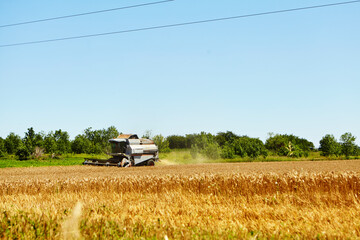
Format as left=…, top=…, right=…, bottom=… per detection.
left=0, top=0, right=174, bottom=28
left=1, top=0, right=359, bottom=48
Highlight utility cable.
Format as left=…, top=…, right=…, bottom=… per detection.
left=0, top=0, right=174, bottom=28
left=0, top=0, right=359, bottom=48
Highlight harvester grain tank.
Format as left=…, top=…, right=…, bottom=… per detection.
left=83, top=134, right=159, bottom=167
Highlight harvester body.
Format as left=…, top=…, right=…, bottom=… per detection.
left=83, top=134, right=159, bottom=167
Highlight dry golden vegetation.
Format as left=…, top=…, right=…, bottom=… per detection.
left=1, top=161, right=360, bottom=239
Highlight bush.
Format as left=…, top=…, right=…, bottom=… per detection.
left=247, top=138, right=268, bottom=159
left=153, top=135, right=171, bottom=153
left=0, top=137, right=5, bottom=158
left=188, top=132, right=221, bottom=160
left=44, top=129, right=73, bottom=154
left=203, top=142, right=221, bottom=160
left=16, top=147, right=31, bottom=160
left=221, top=144, right=235, bottom=159
left=232, top=137, right=267, bottom=159
left=354, top=147, right=360, bottom=157
left=71, top=135, right=92, bottom=154
left=265, top=134, right=314, bottom=157
left=167, top=135, right=187, bottom=149
left=78, top=126, right=119, bottom=154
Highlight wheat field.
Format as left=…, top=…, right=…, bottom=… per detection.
left=1, top=161, right=360, bottom=239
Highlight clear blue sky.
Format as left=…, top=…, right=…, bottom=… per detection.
left=0, top=0, right=359, bottom=146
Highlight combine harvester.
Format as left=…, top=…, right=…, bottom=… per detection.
left=83, top=134, right=159, bottom=167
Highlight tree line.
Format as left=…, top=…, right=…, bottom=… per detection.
left=0, top=127, right=359, bottom=160
left=160, top=131, right=359, bottom=159
left=0, top=127, right=119, bottom=159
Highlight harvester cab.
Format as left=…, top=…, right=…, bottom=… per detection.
left=83, top=134, right=159, bottom=167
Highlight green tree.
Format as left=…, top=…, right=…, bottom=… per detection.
left=167, top=135, right=187, bottom=149
left=192, top=132, right=216, bottom=150
left=232, top=137, right=267, bottom=159
left=44, top=132, right=57, bottom=154
left=232, top=138, right=246, bottom=157
left=84, top=127, right=102, bottom=154
left=0, top=137, right=6, bottom=157
left=184, top=134, right=198, bottom=148
left=54, top=130, right=71, bottom=154
left=103, top=126, right=120, bottom=153
left=82, top=126, right=119, bottom=154
left=248, top=138, right=268, bottom=158
left=23, top=128, right=45, bottom=157
left=355, top=146, right=360, bottom=157
left=24, top=127, right=36, bottom=153
left=215, top=131, right=239, bottom=147
left=220, top=142, right=235, bottom=159
left=15, top=146, right=31, bottom=160
left=106, top=126, right=119, bottom=139
left=71, top=135, right=92, bottom=154
left=43, top=130, right=71, bottom=154
left=189, top=132, right=221, bottom=159
left=340, top=132, right=358, bottom=158
left=288, top=135, right=314, bottom=152
left=5, top=133, right=22, bottom=155
left=319, top=134, right=341, bottom=157
left=283, top=141, right=308, bottom=158
left=265, top=134, right=313, bottom=157
left=153, top=134, right=170, bottom=153
left=142, top=130, right=152, bottom=139
left=34, top=132, right=45, bottom=148
left=265, top=134, right=288, bottom=155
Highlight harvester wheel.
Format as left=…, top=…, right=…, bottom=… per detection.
left=147, top=160, right=155, bottom=166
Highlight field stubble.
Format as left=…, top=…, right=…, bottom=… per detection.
left=1, top=161, right=360, bottom=239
